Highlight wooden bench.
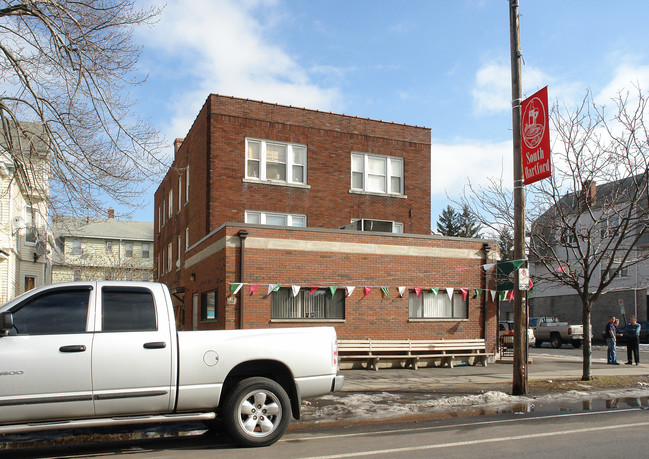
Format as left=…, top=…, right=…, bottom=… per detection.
left=338, top=339, right=492, bottom=370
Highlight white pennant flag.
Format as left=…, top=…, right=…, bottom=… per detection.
left=482, top=263, right=496, bottom=271
left=346, top=286, right=355, bottom=297
left=398, top=286, right=407, bottom=297
left=267, top=284, right=277, bottom=296
left=446, top=288, right=454, bottom=301
left=291, top=285, right=301, bottom=297
left=490, top=290, right=497, bottom=302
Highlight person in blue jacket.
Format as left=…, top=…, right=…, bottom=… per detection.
left=625, top=316, right=641, bottom=365
left=606, top=316, right=620, bottom=365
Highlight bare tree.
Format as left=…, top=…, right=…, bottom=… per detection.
left=458, top=87, right=649, bottom=380
left=0, top=0, right=165, bottom=218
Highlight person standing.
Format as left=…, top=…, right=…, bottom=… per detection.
left=606, top=315, right=620, bottom=365
left=625, top=316, right=641, bottom=365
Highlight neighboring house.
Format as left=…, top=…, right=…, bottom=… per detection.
left=154, top=95, right=499, bottom=352
left=0, top=122, right=51, bottom=302
left=529, top=178, right=649, bottom=333
left=52, top=208, right=154, bottom=282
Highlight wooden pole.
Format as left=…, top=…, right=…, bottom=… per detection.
left=509, top=0, right=528, bottom=395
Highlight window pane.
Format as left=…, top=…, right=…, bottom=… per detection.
left=292, top=146, right=305, bottom=164
left=11, top=289, right=90, bottom=335
left=247, top=160, right=260, bottom=178
left=102, top=288, right=157, bottom=332
left=453, top=295, right=467, bottom=319
left=266, top=143, right=287, bottom=162
left=201, top=290, right=216, bottom=320
left=367, top=157, right=386, bottom=175
left=245, top=212, right=261, bottom=224
left=266, top=163, right=286, bottom=181
left=367, top=174, right=386, bottom=193
left=352, top=172, right=363, bottom=189
left=351, top=154, right=364, bottom=172
left=292, top=165, right=304, bottom=183
left=247, top=140, right=260, bottom=160
left=266, top=214, right=287, bottom=226
left=290, top=216, right=306, bottom=227
left=391, top=176, right=401, bottom=194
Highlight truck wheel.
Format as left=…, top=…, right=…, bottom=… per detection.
left=571, top=340, right=582, bottom=348
left=223, top=377, right=290, bottom=447
left=550, top=334, right=562, bottom=349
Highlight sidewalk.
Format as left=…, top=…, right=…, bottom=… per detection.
left=340, top=353, right=649, bottom=392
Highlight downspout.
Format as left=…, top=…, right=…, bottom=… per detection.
left=237, top=229, right=249, bottom=329
left=482, top=243, right=492, bottom=349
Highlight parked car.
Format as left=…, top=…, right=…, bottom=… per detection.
left=616, top=321, right=649, bottom=344
left=499, top=321, right=536, bottom=347
left=529, top=316, right=584, bottom=348
left=0, top=281, right=344, bottom=447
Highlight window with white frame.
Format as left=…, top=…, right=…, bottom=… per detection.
left=185, top=227, right=190, bottom=250
left=604, top=259, right=629, bottom=281
left=408, top=290, right=468, bottom=319
left=25, top=206, right=36, bottom=244
left=601, top=215, right=620, bottom=238
left=271, top=287, right=344, bottom=319
left=245, top=138, right=307, bottom=185
left=245, top=211, right=306, bottom=227
left=167, top=243, right=172, bottom=273
left=142, top=243, right=150, bottom=259
left=185, top=166, right=190, bottom=203
left=350, top=219, right=403, bottom=234
left=177, top=235, right=181, bottom=269
left=105, top=241, right=113, bottom=253
left=351, top=153, right=403, bottom=195
left=168, top=190, right=173, bottom=219
left=178, top=176, right=182, bottom=213
left=71, top=239, right=82, bottom=256
left=125, top=242, right=134, bottom=258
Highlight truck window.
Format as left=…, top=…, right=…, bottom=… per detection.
left=101, top=287, right=157, bottom=332
left=10, top=289, right=90, bottom=335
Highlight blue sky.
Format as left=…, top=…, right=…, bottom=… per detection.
left=123, top=0, right=649, bottom=224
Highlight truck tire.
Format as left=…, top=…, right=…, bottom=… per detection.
left=223, top=377, right=291, bottom=447
left=550, top=333, right=562, bottom=349
left=571, top=339, right=582, bottom=348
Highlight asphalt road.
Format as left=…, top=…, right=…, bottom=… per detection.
left=4, top=404, right=648, bottom=458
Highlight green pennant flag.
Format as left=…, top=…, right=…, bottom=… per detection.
left=329, top=286, right=338, bottom=297
left=381, top=286, right=389, bottom=298
left=499, top=291, right=506, bottom=301
left=512, top=259, right=525, bottom=270
left=475, top=288, right=483, bottom=299
left=431, top=287, right=439, bottom=296
left=230, top=283, right=243, bottom=295
left=273, top=284, right=281, bottom=292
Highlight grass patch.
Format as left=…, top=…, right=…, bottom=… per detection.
left=530, top=375, right=649, bottom=393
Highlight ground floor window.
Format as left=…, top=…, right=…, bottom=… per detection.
left=201, top=289, right=217, bottom=321
left=409, top=290, right=468, bottom=319
left=271, top=287, right=344, bottom=319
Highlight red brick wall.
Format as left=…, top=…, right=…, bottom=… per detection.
left=175, top=224, right=499, bottom=353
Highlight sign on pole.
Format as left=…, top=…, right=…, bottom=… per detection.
left=521, top=86, right=551, bottom=184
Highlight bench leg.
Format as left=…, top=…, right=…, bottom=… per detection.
left=371, top=357, right=379, bottom=371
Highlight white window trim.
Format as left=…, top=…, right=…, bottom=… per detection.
left=178, top=176, right=182, bottom=214
left=350, top=218, right=404, bottom=234
left=185, top=227, right=190, bottom=250
left=168, top=190, right=173, bottom=219
left=177, top=235, right=181, bottom=270
left=185, top=166, right=190, bottom=204
left=245, top=138, right=307, bottom=186
left=24, top=206, right=36, bottom=246
left=245, top=210, right=307, bottom=228
left=350, top=152, right=404, bottom=196
left=167, top=243, right=172, bottom=273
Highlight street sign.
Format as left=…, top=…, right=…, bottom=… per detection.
left=521, top=86, right=551, bottom=184
left=518, top=268, right=530, bottom=291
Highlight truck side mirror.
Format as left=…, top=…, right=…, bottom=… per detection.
left=0, top=311, right=13, bottom=335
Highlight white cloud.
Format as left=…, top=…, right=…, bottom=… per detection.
left=431, top=140, right=513, bottom=197
left=594, top=63, right=649, bottom=105
left=140, top=0, right=341, bottom=141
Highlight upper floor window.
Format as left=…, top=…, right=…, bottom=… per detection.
left=246, top=138, right=307, bottom=185
left=351, top=153, right=403, bottom=195
left=601, top=216, right=620, bottom=238
left=125, top=242, right=134, bottom=258
left=167, top=242, right=172, bottom=273
left=168, top=190, right=173, bottom=219
left=71, top=239, right=82, bottom=256
left=142, top=243, right=150, bottom=259
left=25, top=206, right=36, bottom=245
left=105, top=241, right=113, bottom=253
left=178, top=176, right=182, bottom=213
left=245, top=210, right=306, bottom=227
left=185, top=166, right=190, bottom=203
left=185, top=227, right=190, bottom=250
left=349, top=219, right=403, bottom=234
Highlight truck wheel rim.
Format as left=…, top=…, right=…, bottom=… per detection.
left=237, top=389, right=282, bottom=438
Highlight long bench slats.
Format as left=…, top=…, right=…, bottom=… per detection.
left=337, top=338, right=492, bottom=370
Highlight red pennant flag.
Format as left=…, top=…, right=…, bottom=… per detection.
left=507, top=290, right=515, bottom=301
left=461, top=288, right=469, bottom=301
left=415, top=287, right=422, bottom=298
left=364, top=286, right=372, bottom=296
left=249, top=283, right=260, bottom=295
left=309, top=286, right=318, bottom=294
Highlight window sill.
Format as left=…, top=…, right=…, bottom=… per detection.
left=349, top=189, right=407, bottom=199
left=271, top=318, right=345, bottom=323
left=408, top=318, right=469, bottom=322
left=243, top=178, right=311, bottom=189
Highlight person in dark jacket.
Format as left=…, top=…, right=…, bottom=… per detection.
left=625, top=316, right=641, bottom=365
left=606, top=316, right=620, bottom=364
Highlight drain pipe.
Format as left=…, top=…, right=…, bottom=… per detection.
left=482, top=243, right=492, bottom=349
left=237, top=229, right=249, bottom=329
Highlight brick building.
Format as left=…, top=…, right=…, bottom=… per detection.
left=155, top=95, right=499, bottom=351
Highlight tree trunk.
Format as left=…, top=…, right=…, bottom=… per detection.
left=581, top=300, right=593, bottom=380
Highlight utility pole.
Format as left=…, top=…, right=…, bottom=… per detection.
left=509, top=0, right=528, bottom=395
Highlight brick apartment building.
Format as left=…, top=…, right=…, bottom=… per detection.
left=154, top=95, right=499, bottom=350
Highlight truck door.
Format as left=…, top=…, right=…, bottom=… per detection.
left=91, top=285, right=173, bottom=416
left=0, top=286, right=94, bottom=423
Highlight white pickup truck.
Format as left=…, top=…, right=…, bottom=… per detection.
left=529, top=316, right=585, bottom=349
left=0, top=281, right=343, bottom=447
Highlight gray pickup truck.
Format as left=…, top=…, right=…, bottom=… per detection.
left=530, top=316, right=585, bottom=348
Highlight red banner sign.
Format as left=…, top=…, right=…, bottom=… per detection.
left=521, top=86, right=551, bottom=184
